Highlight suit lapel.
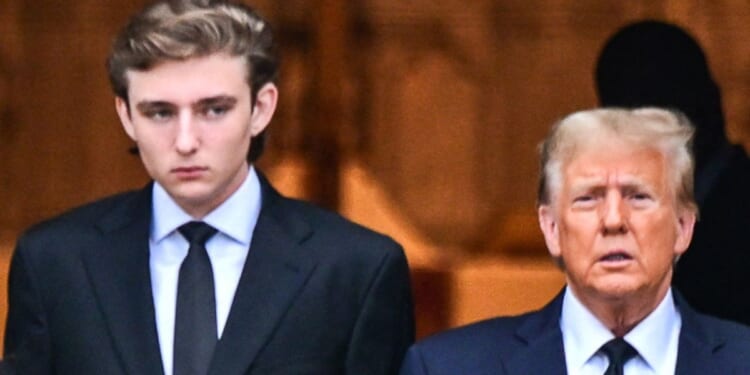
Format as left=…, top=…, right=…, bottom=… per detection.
left=82, top=186, right=165, bottom=375
left=674, top=293, right=727, bottom=375
left=499, top=289, right=733, bottom=375
left=501, top=290, right=567, bottom=375
left=209, top=177, right=316, bottom=375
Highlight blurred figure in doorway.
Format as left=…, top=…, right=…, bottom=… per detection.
left=596, top=20, right=750, bottom=326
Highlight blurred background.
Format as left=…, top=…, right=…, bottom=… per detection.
left=1, top=0, right=750, bottom=345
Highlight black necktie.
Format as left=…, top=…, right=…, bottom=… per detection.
left=601, top=337, right=637, bottom=375
left=174, top=221, right=218, bottom=375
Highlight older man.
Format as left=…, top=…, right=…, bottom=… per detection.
left=399, top=108, right=750, bottom=375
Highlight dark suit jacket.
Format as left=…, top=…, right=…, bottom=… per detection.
left=4, top=175, right=414, bottom=375
left=399, top=290, right=750, bottom=375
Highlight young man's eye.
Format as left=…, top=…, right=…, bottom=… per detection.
left=144, top=108, right=174, bottom=121
left=195, top=97, right=237, bottom=119
left=205, top=105, right=229, bottom=117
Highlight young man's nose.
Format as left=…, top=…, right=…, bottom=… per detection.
left=175, top=114, right=199, bottom=154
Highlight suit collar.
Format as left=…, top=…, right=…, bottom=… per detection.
left=503, top=288, right=732, bottom=375
left=84, top=184, right=165, bottom=375
left=253, top=171, right=313, bottom=242
left=208, top=173, right=317, bottom=374
left=674, top=291, right=729, bottom=374
left=500, top=290, right=567, bottom=374
left=84, top=176, right=319, bottom=374
left=150, top=167, right=262, bottom=244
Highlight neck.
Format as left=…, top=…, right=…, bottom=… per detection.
left=179, top=164, right=251, bottom=219
left=571, top=280, right=671, bottom=337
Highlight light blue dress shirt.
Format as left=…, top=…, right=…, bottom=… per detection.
left=149, top=167, right=262, bottom=375
left=560, top=286, right=681, bottom=375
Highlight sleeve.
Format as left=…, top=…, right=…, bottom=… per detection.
left=345, top=243, right=415, bottom=375
left=3, top=238, right=53, bottom=374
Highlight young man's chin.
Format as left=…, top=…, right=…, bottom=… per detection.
left=166, top=184, right=218, bottom=207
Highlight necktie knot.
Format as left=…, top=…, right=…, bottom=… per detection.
left=179, top=221, right=217, bottom=246
left=601, top=337, right=637, bottom=375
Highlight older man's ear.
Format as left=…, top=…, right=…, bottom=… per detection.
left=673, top=209, right=697, bottom=258
left=538, top=205, right=561, bottom=258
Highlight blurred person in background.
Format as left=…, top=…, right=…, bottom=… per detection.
left=596, top=20, right=750, bottom=326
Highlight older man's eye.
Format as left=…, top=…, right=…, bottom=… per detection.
left=573, top=195, right=597, bottom=206
left=628, top=192, right=655, bottom=208
left=630, top=192, right=652, bottom=201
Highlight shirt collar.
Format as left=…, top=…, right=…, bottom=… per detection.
left=151, top=166, right=262, bottom=246
left=561, top=286, right=616, bottom=371
left=624, top=288, right=681, bottom=372
left=560, top=286, right=680, bottom=372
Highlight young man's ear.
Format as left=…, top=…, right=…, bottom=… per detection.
left=250, top=83, right=278, bottom=136
left=115, top=97, right=137, bottom=141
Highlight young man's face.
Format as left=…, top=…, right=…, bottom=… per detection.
left=116, top=53, right=277, bottom=218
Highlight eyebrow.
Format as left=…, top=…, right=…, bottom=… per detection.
left=135, top=100, right=174, bottom=113
left=134, top=95, right=238, bottom=112
left=569, top=177, right=605, bottom=192
left=194, top=95, right=237, bottom=108
left=570, top=176, right=650, bottom=193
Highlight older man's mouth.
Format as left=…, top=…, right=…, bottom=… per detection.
left=600, top=252, right=633, bottom=262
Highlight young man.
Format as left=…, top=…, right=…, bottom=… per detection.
left=4, top=1, right=414, bottom=374
left=399, top=108, right=750, bottom=375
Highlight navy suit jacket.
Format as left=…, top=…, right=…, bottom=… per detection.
left=4, top=174, right=414, bottom=375
left=400, top=290, right=750, bottom=375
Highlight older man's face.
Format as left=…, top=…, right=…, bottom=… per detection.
left=538, top=139, right=695, bottom=304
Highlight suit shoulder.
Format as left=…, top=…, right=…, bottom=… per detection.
left=680, top=312, right=750, bottom=372
left=416, top=314, right=527, bottom=352
left=274, top=195, right=402, bottom=253
left=407, top=312, right=534, bottom=372
left=18, top=190, right=142, bottom=246
left=695, top=313, right=750, bottom=345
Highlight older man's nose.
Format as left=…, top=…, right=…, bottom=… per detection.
left=602, top=192, right=628, bottom=234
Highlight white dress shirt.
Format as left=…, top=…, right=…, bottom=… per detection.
left=149, top=167, right=262, bottom=375
left=560, top=286, right=681, bottom=375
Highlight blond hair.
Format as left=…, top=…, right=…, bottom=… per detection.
left=538, top=107, right=697, bottom=214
